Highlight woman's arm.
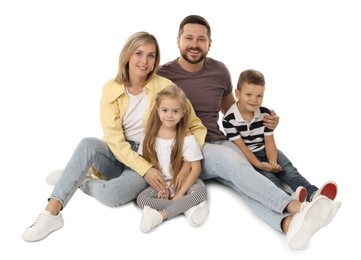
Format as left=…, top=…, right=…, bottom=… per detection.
left=90, top=84, right=151, bottom=176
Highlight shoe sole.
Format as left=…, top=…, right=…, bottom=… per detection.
left=22, top=220, right=64, bottom=242
left=320, top=183, right=337, bottom=200
left=140, top=206, right=163, bottom=233
left=298, top=187, right=307, bottom=202
left=324, top=201, right=342, bottom=226
left=288, top=196, right=331, bottom=250
left=188, top=201, right=209, bottom=227
left=45, top=169, right=63, bottom=186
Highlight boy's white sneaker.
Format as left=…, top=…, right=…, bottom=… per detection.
left=291, top=186, right=307, bottom=202
left=22, top=210, right=64, bottom=242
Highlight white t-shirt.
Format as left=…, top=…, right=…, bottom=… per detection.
left=123, top=88, right=148, bottom=143
left=139, top=134, right=203, bottom=197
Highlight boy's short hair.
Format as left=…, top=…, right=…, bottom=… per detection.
left=237, top=69, right=265, bottom=90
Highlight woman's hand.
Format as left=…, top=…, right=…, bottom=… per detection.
left=158, top=189, right=170, bottom=200
left=144, top=167, right=167, bottom=194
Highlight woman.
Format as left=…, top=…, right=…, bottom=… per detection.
left=22, top=31, right=206, bottom=242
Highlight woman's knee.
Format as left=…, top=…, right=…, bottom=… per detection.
left=76, top=137, right=108, bottom=158
left=78, top=137, right=103, bottom=151
left=102, top=192, right=134, bottom=207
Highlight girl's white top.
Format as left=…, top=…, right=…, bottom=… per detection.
left=139, top=134, right=203, bottom=197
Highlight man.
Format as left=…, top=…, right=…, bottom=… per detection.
left=157, top=14, right=341, bottom=250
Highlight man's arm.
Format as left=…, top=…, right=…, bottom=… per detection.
left=263, top=109, right=280, bottom=130
left=220, top=93, right=236, bottom=114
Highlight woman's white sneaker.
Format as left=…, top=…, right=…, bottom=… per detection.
left=45, top=169, right=63, bottom=186
left=22, top=210, right=64, bottom=242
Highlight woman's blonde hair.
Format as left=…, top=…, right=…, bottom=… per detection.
left=114, top=31, right=161, bottom=85
left=142, top=84, right=189, bottom=184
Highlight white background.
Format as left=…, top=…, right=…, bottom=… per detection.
left=0, top=0, right=359, bottom=258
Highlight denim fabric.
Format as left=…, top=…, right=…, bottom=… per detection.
left=254, top=149, right=318, bottom=201
left=199, top=140, right=292, bottom=232
left=50, top=137, right=148, bottom=208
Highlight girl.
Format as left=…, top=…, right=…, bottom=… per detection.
left=136, top=84, right=208, bottom=233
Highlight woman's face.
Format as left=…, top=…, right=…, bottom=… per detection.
left=128, top=42, right=156, bottom=81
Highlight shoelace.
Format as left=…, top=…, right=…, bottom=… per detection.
left=30, top=212, right=50, bottom=228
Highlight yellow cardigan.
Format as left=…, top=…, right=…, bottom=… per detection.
left=92, top=75, right=207, bottom=177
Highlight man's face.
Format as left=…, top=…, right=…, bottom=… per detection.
left=177, top=23, right=211, bottom=64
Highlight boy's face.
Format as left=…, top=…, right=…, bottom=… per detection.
left=235, top=82, right=265, bottom=112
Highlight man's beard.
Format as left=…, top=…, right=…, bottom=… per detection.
left=180, top=48, right=207, bottom=64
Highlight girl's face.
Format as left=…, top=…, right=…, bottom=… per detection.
left=235, top=82, right=265, bottom=113
left=157, top=97, right=185, bottom=129
left=128, top=43, right=156, bottom=81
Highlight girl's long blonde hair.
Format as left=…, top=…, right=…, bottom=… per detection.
left=142, top=84, right=189, bottom=184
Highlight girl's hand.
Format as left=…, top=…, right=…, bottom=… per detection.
left=171, top=193, right=182, bottom=202
left=174, top=162, right=191, bottom=193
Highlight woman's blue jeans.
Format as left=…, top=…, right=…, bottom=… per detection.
left=50, top=137, right=148, bottom=208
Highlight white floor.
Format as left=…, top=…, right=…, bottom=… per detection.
left=1, top=0, right=359, bottom=258
left=3, top=174, right=354, bottom=259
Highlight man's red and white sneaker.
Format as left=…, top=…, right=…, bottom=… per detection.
left=287, top=196, right=332, bottom=250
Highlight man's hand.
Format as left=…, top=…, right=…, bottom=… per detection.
left=263, top=109, right=279, bottom=130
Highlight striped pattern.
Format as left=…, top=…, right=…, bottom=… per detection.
left=222, top=104, right=273, bottom=152
left=136, top=179, right=206, bottom=219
